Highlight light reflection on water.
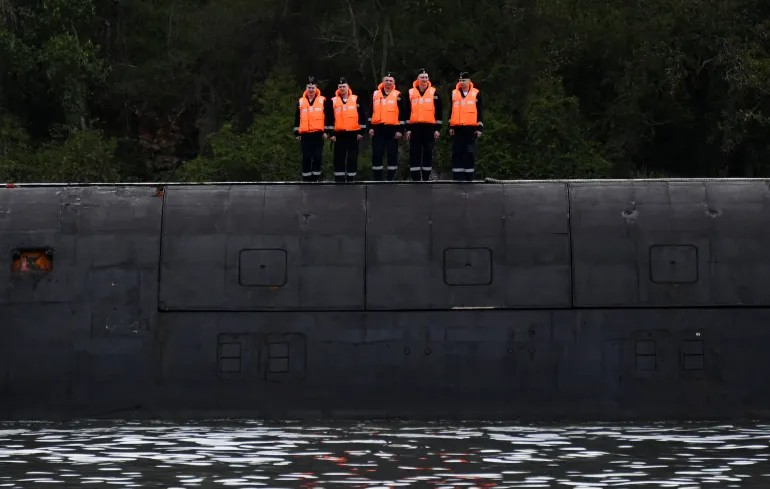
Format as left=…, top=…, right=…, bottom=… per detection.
left=0, top=421, right=768, bottom=488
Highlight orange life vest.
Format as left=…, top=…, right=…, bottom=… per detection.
left=450, top=83, right=479, bottom=127
left=332, top=89, right=361, bottom=132
left=371, top=84, right=401, bottom=125
left=408, top=81, right=436, bottom=124
left=298, top=90, right=326, bottom=133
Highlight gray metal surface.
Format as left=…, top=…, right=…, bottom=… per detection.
left=366, top=183, right=571, bottom=309
left=159, top=185, right=366, bottom=311
left=151, top=308, right=767, bottom=418
left=0, top=186, right=162, bottom=417
left=570, top=181, right=770, bottom=306
left=2, top=180, right=770, bottom=420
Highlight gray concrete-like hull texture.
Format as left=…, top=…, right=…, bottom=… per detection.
left=2, top=180, right=770, bottom=420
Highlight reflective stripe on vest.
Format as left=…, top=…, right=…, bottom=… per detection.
left=299, top=96, right=326, bottom=133
left=372, top=89, right=400, bottom=125
left=450, top=88, right=479, bottom=127
left=332, top=94, right=360, bottom=132
left=408, top=86, right=436, bottom=124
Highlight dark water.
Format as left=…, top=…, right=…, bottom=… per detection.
left=1, top=421, right=769, bottom=488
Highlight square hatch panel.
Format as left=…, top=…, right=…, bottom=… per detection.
left=239, top=249, right=287, bottom=287
left=443, top=248, right=492, bottom=286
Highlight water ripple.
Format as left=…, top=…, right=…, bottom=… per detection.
left=0, top=421, right=767, bottom=487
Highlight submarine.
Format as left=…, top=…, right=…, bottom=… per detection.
left=2, top=179, right=770, bottom=420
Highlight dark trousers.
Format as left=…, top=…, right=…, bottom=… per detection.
left=451, top=127, right=478, bottom=181
left=333, top=132, right=359, bottom=183
left=300, top=132, right=324, bottom=182
left=371, top=125, right=400, bottom=181
left=409, top=124, right=435, bottom=181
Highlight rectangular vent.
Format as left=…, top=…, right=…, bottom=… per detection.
left=268, top=342, right=290, bottom=373
left=682, top=340, right=705, bottom=371
left=635, top=340, right=657, bottom=371
left=12, top=248, right=54, bottom=274
left=218, top=341, right=242, bottom=374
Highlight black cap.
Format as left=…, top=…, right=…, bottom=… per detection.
left=307, top=76, right=317, bottom=85
left=417, top=68, right=428, bottom=75
left=459, top=71, right=470, bottom=80
left=384, top=71, right=395, bottom=78
left=338, top=77, right=348, bottom=85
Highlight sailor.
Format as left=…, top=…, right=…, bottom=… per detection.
left=448, top=71, right=484, bottom=181
left=368, top=72, right=407, bottom=181
left=330, top=77, right=366, bottom=182
left=405, top=68, right=443, bottom=181
left=293, top=76, right=331, bottom=182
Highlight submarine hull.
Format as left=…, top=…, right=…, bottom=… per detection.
left=1, top=181, right=769, bottom=420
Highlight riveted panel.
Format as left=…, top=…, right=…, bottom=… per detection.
left=571, top=182, right=770, bottom=307
left=366, top=183, right=571, bottom=309
left=0, top=186, right=162, bottom=415
left=0, top=188, right=73, bottom=304
left=159, top=185, right=366, bottom=311
left=0, top=186, right=162, bottom=314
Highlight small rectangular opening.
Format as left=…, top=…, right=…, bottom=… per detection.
left=682, top=340, right=705, bottom=371
left=12, top=248, right=54, bottom=274
left=635, top=340, right=657, bottom=371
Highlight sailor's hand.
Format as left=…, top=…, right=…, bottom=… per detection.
left=356, top=134, right=363, bottom=141
left=395, top=132, right=403, bottom=140
left=405, top=131, right=411, bottom=141
left=369, top=129, right=374, bottom=138
left=434, top=131, right=440, bottom=140
left=449, top=129, right=455, bottom=137
left=296, top=136, right=301, bottom=140
left=474, top=131, right=482, bottom=138
left=323, top=133, right=329, bottom=140
left=330, top=136, right=336, bottom=143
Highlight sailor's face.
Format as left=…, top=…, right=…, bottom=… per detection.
left=417, top=73, right=429, bottom=87
left=382, top=77, right=395, bottom=90
left=338, top=84, right=349, bottom=96
left=459, top=79, right=470, bottom=90
left=306, top=85, right=317, bottom=95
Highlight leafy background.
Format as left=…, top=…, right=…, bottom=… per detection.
left=1, top=0, right=768, bottom=182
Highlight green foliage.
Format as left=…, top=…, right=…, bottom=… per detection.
left=177, top=69, right=299, bottom=181
left=34, top=129, right=120, bottom=182
left=0, top=116, right=33, bottom=182
left=515, top=75, right=611, bottom=178
left=1, top=0, right=769, bottom=181
left=0, top=117, right=120, bottom=183
left=1, top=0, right=108, bottom=147
left=40, top=33, right=107, bottom=127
